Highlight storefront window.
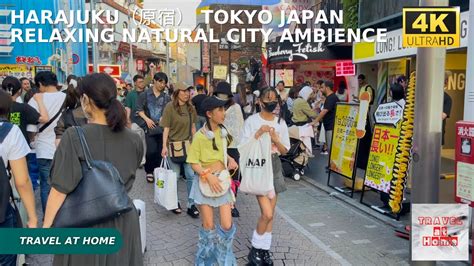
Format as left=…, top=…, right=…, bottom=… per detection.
left=359, top=0, right=417, bottom=28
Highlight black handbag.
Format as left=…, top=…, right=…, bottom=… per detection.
left=53, top=127, right=133, bottom=228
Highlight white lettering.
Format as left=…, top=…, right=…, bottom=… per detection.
left=10, top=28, right=23, bottom=42
left=11, top=10, right=24, bottom=24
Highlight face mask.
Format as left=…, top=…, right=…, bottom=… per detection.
left=262, top=101, right=278, bottom=113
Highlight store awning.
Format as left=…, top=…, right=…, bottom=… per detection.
left=267, top=36, right=352, bottom=65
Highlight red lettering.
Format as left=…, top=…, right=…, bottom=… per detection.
left=422, top=236, right=431, bottom=246
left=433, top=227, right=441, bottom=236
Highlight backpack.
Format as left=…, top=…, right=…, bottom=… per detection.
left=0, top=122, right=14, bottom=223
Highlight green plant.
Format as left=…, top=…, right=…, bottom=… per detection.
left=342, top=0, right=358, bottom=30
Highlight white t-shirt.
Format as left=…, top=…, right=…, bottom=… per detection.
left=27, top=91, right=66, bottom=159
left=240, top=113, right=291, bottom=153
left=224, top=104, right=244, bottom=149
left=0, top=123, right=31, bottom=167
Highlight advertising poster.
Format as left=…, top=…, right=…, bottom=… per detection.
left=213, top=64, right=228, bottom=80
left=364, top=124, right=402, bottom=193
left=455, top=122, right=474, bottom=206
left=271, top=69, right=294, bottom=87
left=0, top=64, right=34, bottom=83
left=329, top=104, right=359, bottom=178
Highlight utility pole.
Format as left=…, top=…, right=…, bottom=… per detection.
left=410, top=0, right=448, bottom=265
left=90, top=0, right=99, bottom=72
left=166, top=41, right=170, bottom=77
left=128, top=0, right=135, bottom=77
left=464, top=0, right=474, bottom=121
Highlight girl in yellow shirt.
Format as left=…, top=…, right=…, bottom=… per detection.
left=186, top=96, right=238, bottom=265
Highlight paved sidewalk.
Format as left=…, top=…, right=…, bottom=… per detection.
left=129, top=169, right=342, bottom=266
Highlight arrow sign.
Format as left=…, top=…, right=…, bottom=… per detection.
left=374, top=102, right=404, bottom=126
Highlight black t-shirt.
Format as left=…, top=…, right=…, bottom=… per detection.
left=192, top=94, right=208, bottom=117
left=9, top=102, right=40, bottom=144
left=322, top=93, right=340, bottom=131
left=442, top=91, right=452, bottom=145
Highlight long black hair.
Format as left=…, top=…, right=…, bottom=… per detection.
left=63, top=75, right=81, bottom=110
left=259, top=87, right=284, bottom=123
left=78, top=73, right=126, bottom=132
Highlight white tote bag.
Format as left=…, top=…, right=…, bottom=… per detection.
left=154, top=158, right=178, bottom=210
left=238, top=133, right=274, bottom=195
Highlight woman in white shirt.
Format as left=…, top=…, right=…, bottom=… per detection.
left=240, top=87, right=291, bottom=266
left=0, top=90, right=37, bottom=266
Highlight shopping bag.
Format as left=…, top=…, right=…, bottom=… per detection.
left=238, top=133, right=274, bottom=195
left=154, top=158, right=178, bottom=210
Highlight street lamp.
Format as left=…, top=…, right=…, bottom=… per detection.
left=127, top=0, right=135, bottom=77
left=90, top=0, right=99, bottom=72
left=226, top=32, right=240, bottom=90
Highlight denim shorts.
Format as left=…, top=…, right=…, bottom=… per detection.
left=190, top=175, right=235, bottom=208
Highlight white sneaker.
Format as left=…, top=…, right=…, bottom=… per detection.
left=320, top=151, right=329, bottom=155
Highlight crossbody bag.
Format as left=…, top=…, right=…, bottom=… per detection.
left=198, top=134, right=231, bottom=198
left=168, top=111, right=192, bottom=164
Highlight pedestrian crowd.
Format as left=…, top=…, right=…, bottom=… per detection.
left=0, top=69, right=353, bottom=266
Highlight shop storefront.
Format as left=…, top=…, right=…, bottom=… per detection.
left=0, top=0, right=88, bottom=82
left=266, top=38, right=353, bottom=96
left=352, top=10, right=470, bottom=189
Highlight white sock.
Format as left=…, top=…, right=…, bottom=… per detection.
left=251, top=230, right=266, bottom=249
left=262, top=232, right=272, bottom=250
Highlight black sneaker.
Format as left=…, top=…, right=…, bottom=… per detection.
left=247, top=247, right=263, bottom=266
left=231, top=207, right=240, bottom=218
left=261, top=250, right=274, bottom=266
left=187, top=205, right=199, bottom=218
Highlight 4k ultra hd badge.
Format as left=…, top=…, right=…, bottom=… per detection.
left=403, top=7, right=460, bottom=48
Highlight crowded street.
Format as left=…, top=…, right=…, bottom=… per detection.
left=25, top=165, right=409, bottom=266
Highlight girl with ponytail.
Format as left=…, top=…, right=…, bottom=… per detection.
left=187, top=96, right=239, bottom=265
left=43, top=73, right=144, bottom=265
left=54, top=75, right=88, bottom=142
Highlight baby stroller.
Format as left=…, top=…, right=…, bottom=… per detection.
left=280, top=127, right=311, bottom=181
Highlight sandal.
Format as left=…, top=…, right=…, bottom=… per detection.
left=146, top=174, right=154, bottom=183
left=187, top=205, right=199, bottom=218
left=171, top=203, right=182, bottom=214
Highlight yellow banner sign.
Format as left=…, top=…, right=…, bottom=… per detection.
left=329, top=104, right=359, bottom=178
left=0, top=64, right=34, bottom=81
left=213, top=65, right=228, bottom=80
left=364, top=124, right=402, bottom=193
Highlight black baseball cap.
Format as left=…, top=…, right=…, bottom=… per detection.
left=201, top=96, right=226, bottom=113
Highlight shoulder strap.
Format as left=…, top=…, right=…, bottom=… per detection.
left=0, top=122, right=13, bottom=143
left=39, top=107, right=64, bottom=133
left=74, top=126, right=93, bottom=169
left=188, top=110, right=193, bottom=140
left=223, top=132, right=228, bottom=169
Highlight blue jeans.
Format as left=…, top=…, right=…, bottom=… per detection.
left=196, top=224, right=236, bottom=266
left=168, top=160, right=195, bottom=208
left=27, top=153, right=39, bottom=190
left=37, top=159, right=52, bottom=213
left=0, top=204, right=17, bottom=266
